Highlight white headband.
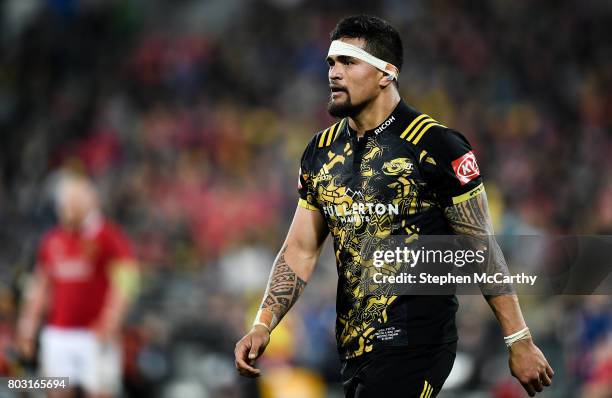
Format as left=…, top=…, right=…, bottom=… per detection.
left=327, top=40, right=399, bottom=81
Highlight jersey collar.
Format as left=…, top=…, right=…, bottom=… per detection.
left=345, top=99, right=420, bottom=138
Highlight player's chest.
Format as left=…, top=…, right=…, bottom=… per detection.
left=47, top=235, right=105, bottom=281
left=310, top=137, right=424, bottom=216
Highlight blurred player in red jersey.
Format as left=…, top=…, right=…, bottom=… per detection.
left=17, top=173, right=140, bottom=398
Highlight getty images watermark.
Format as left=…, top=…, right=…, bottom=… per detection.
left=357, top=235, right=612, bottom=296
left=371, top=245, right=537, bottom=287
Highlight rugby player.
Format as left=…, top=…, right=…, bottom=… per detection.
left=235, top=15, right=553, bottom=397
left=17, top=174, right=139, bottom=398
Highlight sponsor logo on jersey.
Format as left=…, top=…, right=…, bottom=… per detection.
left=312, top=167, right=333, bottom=185
left=374, top=115, right=395, bottom=134
left=382, top=158, right=414, bottom=176
left=53, top=257, right=93, bottom=280
left=322, top=188, right=399, bottom=222
left=451, top=151, right=480, bottom=185
left=322, top=202, right=400, bottom=218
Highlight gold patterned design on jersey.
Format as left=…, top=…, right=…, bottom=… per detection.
left=309, top=131, right=443, bottom=359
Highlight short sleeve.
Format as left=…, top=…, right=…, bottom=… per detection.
left=297, top=138, right=320, bottom=212
left=419, top=128, right=484, bottom=207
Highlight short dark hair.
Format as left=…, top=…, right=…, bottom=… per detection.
left=330, top=15, right=403, bottom=72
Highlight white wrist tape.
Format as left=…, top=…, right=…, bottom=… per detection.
left=253, top=322, right=271, bottom=333
left=252, top=308, right=277, bottom=333
left=328, top=40, right=399, bottom=81
left=504, top=327, right=531, bottom=347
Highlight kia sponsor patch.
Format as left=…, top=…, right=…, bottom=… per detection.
left=451, top=151, right=480, bottom=185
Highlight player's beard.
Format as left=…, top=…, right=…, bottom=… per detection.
left=327, top=91, right=366, bottom=118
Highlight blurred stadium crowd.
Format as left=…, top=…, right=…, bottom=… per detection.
left=0, top=0, right=611, bottom=397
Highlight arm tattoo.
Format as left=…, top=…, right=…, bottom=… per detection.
left=260, top=244, right=307, bottom=327
left=443, top=193, right=493, bottom=238
left=444, top=192, right=513, bottom=295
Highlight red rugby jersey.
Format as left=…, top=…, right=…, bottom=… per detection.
left=37, top=215, right=134, bottom=328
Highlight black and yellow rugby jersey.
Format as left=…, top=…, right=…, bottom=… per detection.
left=297, top=100, right=484, bottom=359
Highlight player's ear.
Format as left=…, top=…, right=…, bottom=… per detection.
left=379, top=73, right=394, bottom=88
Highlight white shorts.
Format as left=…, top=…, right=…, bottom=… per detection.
left=40, top=326, right=122, bottom=394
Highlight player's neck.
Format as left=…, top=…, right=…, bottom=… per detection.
left=349, top=90, right=401, bottom=138
left=62, top=211, right=103, bottom=236
left=80, top=210, right=102, bottom=237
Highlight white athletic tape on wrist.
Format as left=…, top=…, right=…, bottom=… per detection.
left=504, top=326, right=531, bottom=347
left=327, top=40, right=399, bottom=81
left=253, top=322, right=271, bottom=333
left=253, top=308, right=278, bottom=332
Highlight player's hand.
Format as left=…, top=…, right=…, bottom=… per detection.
left=91, top=317, right=121, bottom=342
left=16, top=317, right=37, bottom=359
left=234, top=325, right=270, bottom=378
left=16, top=336, right=36, bottom=359
left=508, top=338, right=554, bottom=396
